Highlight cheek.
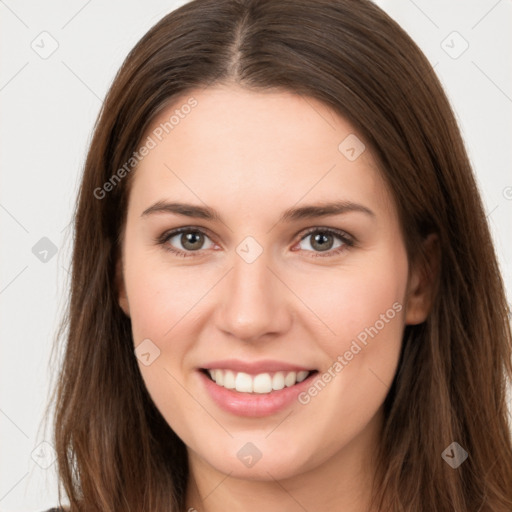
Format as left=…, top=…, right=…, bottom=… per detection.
left=291, top=246, right=408, bottom=438
left=124, top=252, right=206, bottom=343
left=292, top=248, right=408, bottom=357
left=290, top=246, right=408, bottom=428
left=124, top=256, right=209, bottom=434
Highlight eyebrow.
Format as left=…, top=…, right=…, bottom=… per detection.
left=141, top=200, right=375, bottom=223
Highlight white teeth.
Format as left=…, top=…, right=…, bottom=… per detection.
left=215, top=369, right=224, bottom=386
left=253, top=373, right=272, bottom=393
left=284, top=371, right=297, bottom=387
left=224, top=370, right=236, bottom=389
left=296, top=370, right=309, bottom=383
left=235, top=372, right=253, bottom=392
left=272, top=371, right=285, bottom=390
left=207, top=369, right=311, bottom=394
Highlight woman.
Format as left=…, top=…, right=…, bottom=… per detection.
left=42, top=0, right=512, bottom=510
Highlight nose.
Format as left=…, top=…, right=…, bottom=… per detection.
left=214, top=250, right=292, bottom=343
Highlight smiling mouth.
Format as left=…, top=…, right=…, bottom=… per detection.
left=201, top=368, right=318, bottom=394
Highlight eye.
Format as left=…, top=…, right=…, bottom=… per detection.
left=295, top=228, right=354, bottom=257
left=157, top=228, right=216, bottom=257
left=157, top=226, right=354, bottom=258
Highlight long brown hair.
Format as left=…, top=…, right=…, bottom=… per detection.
left=45, top=0, right=512, bottom=510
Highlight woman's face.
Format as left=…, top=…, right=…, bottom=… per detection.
left=117, top=85, right=429, bottom=482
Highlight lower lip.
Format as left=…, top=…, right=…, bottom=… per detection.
left=198, top=370, right=316, bottom=417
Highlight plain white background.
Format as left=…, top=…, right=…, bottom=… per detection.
left=1, top=1, right=511, bottom=510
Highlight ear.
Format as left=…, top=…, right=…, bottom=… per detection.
left=115, top=257, right=130, bottom=317
left=405, top=233, right=440, bottom=325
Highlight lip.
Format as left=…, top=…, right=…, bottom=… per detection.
left=198, top=361, right=318, bottom=417
left=201, top=359, right=313, bottom=375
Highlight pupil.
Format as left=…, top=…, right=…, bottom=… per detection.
left=312, top=233, right=332, bottom=251
left=182, top=232, right=203, bottom=250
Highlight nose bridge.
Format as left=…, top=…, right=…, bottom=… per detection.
left=216, top=244, right=289, bottom=340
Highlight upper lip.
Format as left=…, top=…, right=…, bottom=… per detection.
left=200, top=359, right=315, bottom=374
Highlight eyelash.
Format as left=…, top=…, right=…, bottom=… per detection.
left=155, top=226, right=355, bottom=259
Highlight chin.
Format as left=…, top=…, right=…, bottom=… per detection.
left=189, top=433, right=319, bottom=482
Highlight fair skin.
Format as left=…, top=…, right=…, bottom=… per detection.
left=117, top=84, right=434, bottom=512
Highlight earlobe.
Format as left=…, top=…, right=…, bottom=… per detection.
left=404, top=233, right=440, bottom=325
left=115, top=258, right=130, bottom=317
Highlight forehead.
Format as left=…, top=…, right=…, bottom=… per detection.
left=128, top=85, right=394, bottom=222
